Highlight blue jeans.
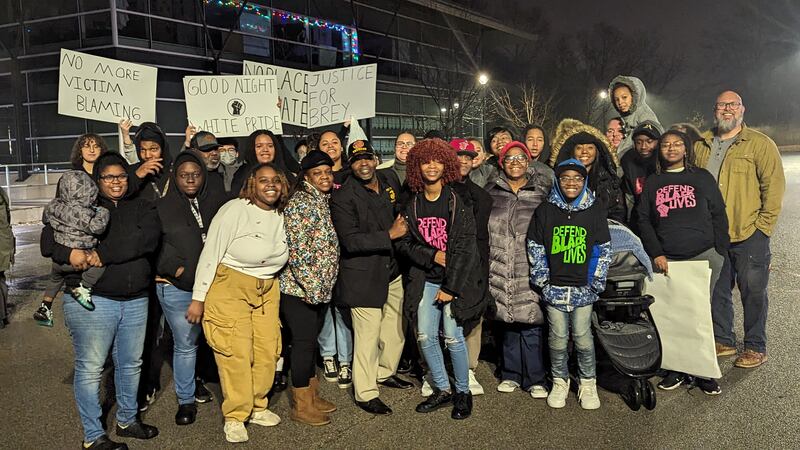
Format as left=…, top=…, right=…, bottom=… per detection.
left=156, top=283, right=201, bottom=405
left=417, top=282, right=469, bottom=394
left=546, top=304, right=596, bottom=380
left=318, top=304, right=353, bottom=364
left=712, top=230, right=771, bottom=353
left=63, top=294, right=148, bottom=443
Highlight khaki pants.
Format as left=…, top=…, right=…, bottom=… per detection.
left=202, top=265, right=281, bottom=422
left=466, top=316, right=483, bottom=371
left=351, top=276, right=404, bottom=402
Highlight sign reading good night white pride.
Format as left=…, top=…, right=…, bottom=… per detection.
left=183, top=75, right=282, bottom=137
left=58, top=49, right=157, bottom=125
left=242, top=60, right=377, bottom=128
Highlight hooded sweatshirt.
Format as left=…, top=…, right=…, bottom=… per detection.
left=44, top=170, right=110, bottom=249
left=607, top=75, right=662, bottom=157
left=527, top=159, right=613, bottom=312
left=129, top=122, right=173, bottom=202
left=156, top=150, right=227, bottom=291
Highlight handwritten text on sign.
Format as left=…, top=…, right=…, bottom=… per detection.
left=243, top=61, right=308, bottom=127
left=242, top=61, right=377, bottom=128
left=58, top=49, right=157, bottom=125
left=307, top=64, right=376, bottom=128
left=183, top=75, right=282, bottom=137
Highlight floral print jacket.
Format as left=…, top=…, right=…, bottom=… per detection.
left=280, top=182, right=340, bottom=304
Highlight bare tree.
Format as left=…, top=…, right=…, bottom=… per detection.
left=488, top=83, right=556, bottom=130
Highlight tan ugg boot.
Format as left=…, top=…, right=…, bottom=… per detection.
left=290, top=386, right=331, bottom=426
left=309, top=376, right=337, bottom=413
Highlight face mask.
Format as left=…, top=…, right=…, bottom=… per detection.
left=220, top=151, right=237, bottom=166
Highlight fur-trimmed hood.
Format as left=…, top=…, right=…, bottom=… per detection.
left=548, top=118, right=619, bottom=169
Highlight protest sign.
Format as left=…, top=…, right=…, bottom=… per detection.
left=243, top=60, right=308, bottom=127
left=58, top=49, right=157, bottom=125
left=242, top=61, right=377, bottom=128
left=183, top=75, right=282, bottom=137
left=645, top=261, right=721, bottom=379
left=307, top=64, right=377, bottom=128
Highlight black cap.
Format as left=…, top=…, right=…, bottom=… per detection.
left=632, top=121, right=661, bottom=140
left=347, top=139, right=376, bottom=164
left=300, top=150, right=335, bottom=171
left=191, top=131, right=221, bottom=152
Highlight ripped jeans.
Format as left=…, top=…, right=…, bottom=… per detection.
left=417, top=281, right=469, bottom=394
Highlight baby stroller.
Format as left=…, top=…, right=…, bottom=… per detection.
left=593, top=221, right=661, bottom=411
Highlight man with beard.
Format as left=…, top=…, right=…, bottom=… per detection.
left=330, top=140, right=411, bottom=415
left=620, top=121, right=661, bottom=223
left=695, top=90, right=785, bottom=369
left=190, top=131, right=226, bottom=195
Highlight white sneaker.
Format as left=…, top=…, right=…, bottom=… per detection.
left=250, top=408, right=281, bottom=426
left=468, top=369, right=484, bottom=396
left=529, top=384, right=548, bottom=399
left=547, top=378, right=570, bottom=408
left=496, top=380, right=520, bottom=393
left=421, top=377, right=433, bottom=397
left=224, top=421, right=248, bottom=443
left=578, top=378, right=601, bottom=410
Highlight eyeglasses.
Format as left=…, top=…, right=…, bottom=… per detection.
left=715, top=101, right=742, bottom=111
left=99, top=174, right=127, bottom=183
left=395, top=141, right=415, bottom=148
left=660, top=141, right=685, bottom=149
left=503, top=154, right=528, bottom=164
left=178, top=172, right=202, bottom=180
left=558, top=175, right=585, bottom=184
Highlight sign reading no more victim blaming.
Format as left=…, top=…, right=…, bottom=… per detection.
left=58, top=49, right=157, bottom=125
left=243, top=61, right=377, bottom=128
left=183, top=75, right=282, bottom=137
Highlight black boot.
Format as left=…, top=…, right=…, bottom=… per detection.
left=415, top=388, right=452, bottom=413
left=175, top=403, right=198, bottom=425
left=84, top=435, right=128, bottom=450
left=451, top=391, right=473, bottom=420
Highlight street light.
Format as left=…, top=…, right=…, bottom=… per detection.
left=477, top=73, right=489, bottom=139
left=441, top=107, right=447, bottom=113
left=478, top=73, right=489, bottom=85
left=453, top=102, right=460, bottom=109
left=598, top=90, right=608, bottom=100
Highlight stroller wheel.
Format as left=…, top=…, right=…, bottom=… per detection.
left=642, top=380, right=657, bottom=410
left=622, top=381, right=642, bottom=411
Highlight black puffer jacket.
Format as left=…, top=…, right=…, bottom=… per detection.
left=129, top=122, right=172, bottom=202
left=156, top=150, right=227, bottom=291
left=396, top=183, right=486, bottom=335
left=41, top=153, right=161, bottom=300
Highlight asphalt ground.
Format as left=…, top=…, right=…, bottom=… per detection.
left=1, top=154, right=798, bottom=449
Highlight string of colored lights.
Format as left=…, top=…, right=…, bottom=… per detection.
left=205, top=0, right=360, bottom=62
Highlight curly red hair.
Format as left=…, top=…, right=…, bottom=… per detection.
left=405, top=138, right=462, bottom=192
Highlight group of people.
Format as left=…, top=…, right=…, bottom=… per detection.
left=33, top=74, right=784, bottom=449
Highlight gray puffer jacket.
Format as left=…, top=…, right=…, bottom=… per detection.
left=486, top=165, right=551, bottom=325
left=607, top=75, right=662, bottom=158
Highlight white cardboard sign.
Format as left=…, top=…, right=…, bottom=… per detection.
left=242, top=60, right=377, bottom=128
left=243, top=61, right=308, bottom=127
left=183, top=75, right=282, bottom=137
left=58, top=49, right=157, bottom=125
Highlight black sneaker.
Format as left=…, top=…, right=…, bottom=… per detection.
left=657, top=371, right=686, bottom=390
left=694, top=378, right=722, bottom=395
left=322, top=358, right=338, bottom=382
left=115, top=421, right=159, bottom=440
left=451, top=391, right=473, bottom=420
left=195, top=378, right=213, bottom=403
left=175, top=403, right=198, bottom=425
left=138, top=386, right=158, bottom=412
left=337, top=364, right=352, bottom=389
left=84, top=435, right=128, bottom=450
left=415, top=388, right=452, bottom=413
left=33, top=303, right=54, bottom=327
left=396, top=358, right=412, bottom=375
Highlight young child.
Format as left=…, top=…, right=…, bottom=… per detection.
left=527, top=158, right=612, bottom=410
left=42, top=170, right=110, bottom=313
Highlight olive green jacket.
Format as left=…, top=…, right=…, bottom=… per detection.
left=0, top=188, right=14, bottom=271
left=694, top=125, right=785, bottom=243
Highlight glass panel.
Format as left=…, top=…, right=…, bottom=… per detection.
left=26, top=71, right=58, bottom=102
left=150, top=0, right=198, bottom=21
left=150, top=17, right=202, bottom=48
left=79, top=0, right=112, bottom=12
left=29, top=103, right=85, bottom=140
left=0, top=1, right=19, bottom=25
left=30, top=138, right=76, bottom=164
left=23, top=0, right=76, bottom=21
left=117, top=11, right=149, bottom=41
left=82, top=11, right=112, bottom=41
left=0, top=27, right=20, bottom=58
left=25, top=17, right=81, bottom=53
left=121, top=0, right=149, bottom=13
left=272, top=13, right=309, bottom=65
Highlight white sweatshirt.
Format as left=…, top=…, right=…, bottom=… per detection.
left=192, top=198, right=289, bottom=302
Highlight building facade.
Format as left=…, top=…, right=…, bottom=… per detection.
left=0, top=0, right=533, bottom=164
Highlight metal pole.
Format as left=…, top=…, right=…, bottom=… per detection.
left=44, top=163, right=48, bottom=185
left=4, top=166, right=10, bottom=207
left=110, top=0, right=119, bottom=47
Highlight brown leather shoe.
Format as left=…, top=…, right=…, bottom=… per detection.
left=734, top=350, right=768, bottom=368
left=290, top=386, right=331, bottom=426
left=309, top=376, right=337, bottom=413
left=715, top=342, right=737, bottom=357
